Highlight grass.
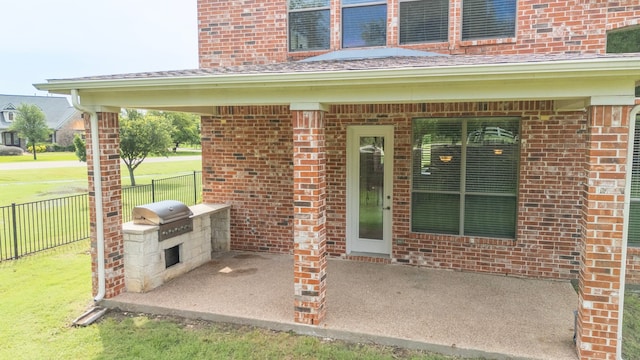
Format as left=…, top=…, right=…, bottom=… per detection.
left=0, top=243, right=461, bottom=360
left=3, top=245, right=639, bottom=360
left=624, top=291, right=640, bottom=358
left=0, top=156, right=201, bottom=205
left=0, top=152, right=79, bottom=162
left=0, top=150, right=201, bottom=163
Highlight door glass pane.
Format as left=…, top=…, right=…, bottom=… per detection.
left=359, top=136, right=384, bottom=240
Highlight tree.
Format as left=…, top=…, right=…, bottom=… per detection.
left=120, top=110, right=174, bottom=186
left=73, top=134, right=86, bottom=162
left=149, top=111, right=200, bottom=152
left=9, top=104, right=50, bottom=160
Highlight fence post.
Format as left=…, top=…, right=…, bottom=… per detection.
left=11, top=203, right=18, bottom=260
left=193, top=171, right=197, bottom=205
left=152, top=180, right=156, bottom=203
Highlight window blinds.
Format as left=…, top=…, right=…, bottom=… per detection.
left=399, top=0, right=449, bottom=44
left=462, top=0, right=516, bottom=40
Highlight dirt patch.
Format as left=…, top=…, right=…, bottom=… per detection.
left=103, top=310, right=252, bottom=332
left=98, top=309, right=435, bottom=358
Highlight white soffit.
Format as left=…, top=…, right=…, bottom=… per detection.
left=34, top=56, right=640, bottom=112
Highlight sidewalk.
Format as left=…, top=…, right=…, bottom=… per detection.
left=0, top=155, right=201, bottom=170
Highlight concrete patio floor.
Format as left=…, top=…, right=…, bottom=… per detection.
left=102, top=252, right=578, bottom=360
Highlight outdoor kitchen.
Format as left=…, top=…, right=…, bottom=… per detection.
left=122, top=201, right=231, bottom=293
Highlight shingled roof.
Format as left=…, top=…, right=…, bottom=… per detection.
left=44, top=52, right=640, bottom=82
left=0, top=94, right=80, bottom=131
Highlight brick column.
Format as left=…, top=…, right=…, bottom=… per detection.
left=85, top=111, right=125, bottom=299
left=292, top=106, right=327, bottom=325
left=577, top=105, right=631, bottom=359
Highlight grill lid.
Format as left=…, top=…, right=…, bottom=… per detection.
left=132, top=200, right=193, bottom=225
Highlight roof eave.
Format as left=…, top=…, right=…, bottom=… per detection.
left=34, top=57, right=640, bottom=95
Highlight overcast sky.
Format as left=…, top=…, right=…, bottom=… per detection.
left=0, top=0, right=198, bottom=96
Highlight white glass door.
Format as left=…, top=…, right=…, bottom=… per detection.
left=346, top=126, right=393, bottom=255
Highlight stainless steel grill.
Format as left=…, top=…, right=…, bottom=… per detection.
left=132, top=200, right=193, bottom=241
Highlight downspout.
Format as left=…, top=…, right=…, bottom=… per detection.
left=620, top=104, right=640, bottom=359
left=71, top=89, right=106, bottom=303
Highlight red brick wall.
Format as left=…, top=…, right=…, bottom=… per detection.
left=201, top=102, right=599, bottom=279
left=201, top=106, right=294, bottom=253
left=197, top=0, right=640, bottom=66
left=577, top=105, right=630, bottom=360
left=198, top=0, right=288, bottom=68
left=85, top=111, right=125, bottom=299
left=292, top=109, right=328, bottom=325
left=327, top=102, right=585, bottom=279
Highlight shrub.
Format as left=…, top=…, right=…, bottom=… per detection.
left=27, top=144, right=47, bottom=153
left=73, top=134, right=86, bottom=162
left=48, top=143, right=75, bottom=152
left=0, top=145, right=24, bottom=156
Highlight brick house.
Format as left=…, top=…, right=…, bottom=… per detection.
left=35, top=1, right=640, bottom=359
left=0, top=95, right=83, bottom=149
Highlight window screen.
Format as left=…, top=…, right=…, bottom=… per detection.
left=628, top=115, right=640, bottom=247
left=342, top=0, right=387, bottom=48
left=289, top=0, right=331, bottom=51
left=462, top=0, right=516, bottom=40
left=399, top=0, right=448, bottom=44
left=412, top=117, right=520, bottom=238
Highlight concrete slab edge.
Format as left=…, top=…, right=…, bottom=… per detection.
left=101, top=299, right=534, bottom=360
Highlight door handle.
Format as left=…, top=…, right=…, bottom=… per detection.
left=382, top=206, right=391, bottom=210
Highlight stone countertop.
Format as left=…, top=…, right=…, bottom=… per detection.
left=123, top=203, right=230, bottom=234
left=190, top=203, right=231, bottom=218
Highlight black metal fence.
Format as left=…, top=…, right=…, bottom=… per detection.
left=121, top=172, right=202, bottom=222
left=0, top=171, right=202, bottom=261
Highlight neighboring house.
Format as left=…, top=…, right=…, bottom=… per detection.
left=0, top=95, right=83, bottom=148
left=35, top=1, right=640, bottom=359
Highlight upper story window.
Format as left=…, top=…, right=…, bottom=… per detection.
left=399, top=0, right=449, bottom=44
left=342, top=0, right=387, bottom=48
left=288, top=0, right=331, bottom=52
left=3, top=110, right=15, bottom=123
left=606, top=26, right=640, bottom=97
left=607, top=26, right=640, bottom=53
left=462, top=0, right=516, bottom=41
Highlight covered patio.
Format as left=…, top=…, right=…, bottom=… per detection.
left=103, top=251, right=578, bottom=360
left=35, top=52, right=640, bottom=359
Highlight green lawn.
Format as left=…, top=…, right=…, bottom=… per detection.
left=0, top=152, right=79, bottom=162
left=0, top=243, right=460, bottom=360
left=0, top=151, right=201, bottom=163
left=0, top=157, right=202, bottom=205
left=624, top=291, right=640, bottom=358
left=2, top=244, right=638, bottom=360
